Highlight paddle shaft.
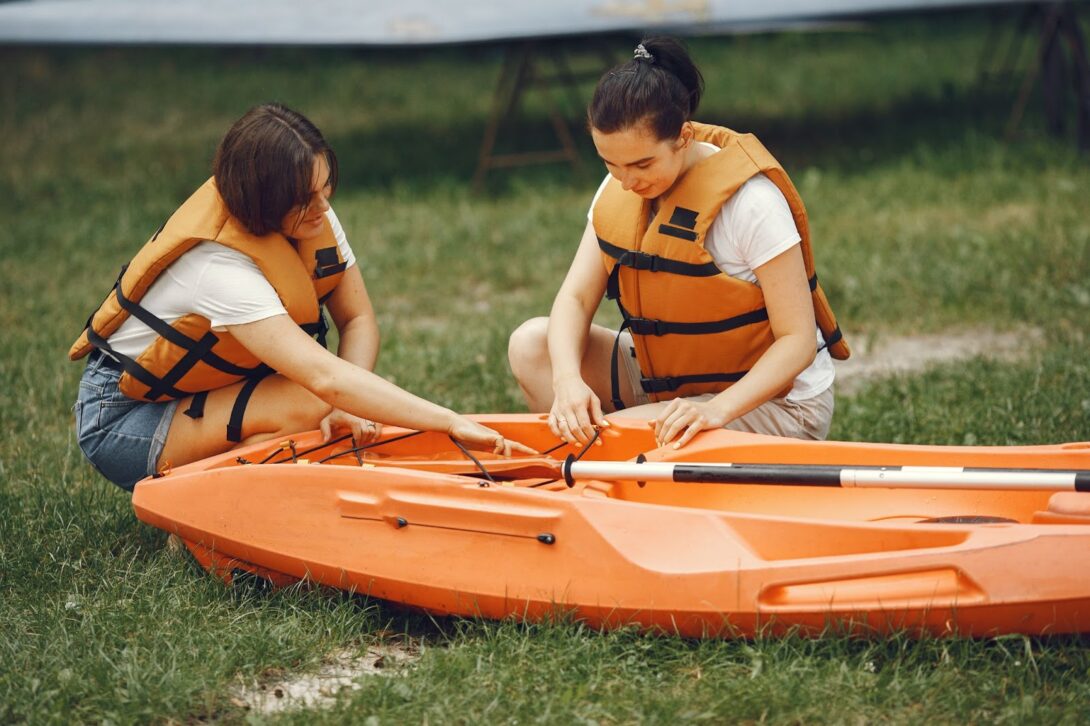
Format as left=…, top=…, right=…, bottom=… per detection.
left=563, top=460, right=1090, bottom=491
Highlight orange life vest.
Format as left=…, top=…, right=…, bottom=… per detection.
left=593, top=122, right=849, bottom=408
left=69, top=178, right=346, bottom=440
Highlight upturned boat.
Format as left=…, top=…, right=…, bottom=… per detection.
left=132, top=415, right=1090, bottom=637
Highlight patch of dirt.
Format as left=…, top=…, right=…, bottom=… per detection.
left=833, top=326, right=1042, bottom=396
left=232, top=640, right=420, bottom=716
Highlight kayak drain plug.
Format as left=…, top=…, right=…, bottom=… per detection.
left=396, top=517, right=408, bottom=528
left=537, top=533, right=556, bottom=545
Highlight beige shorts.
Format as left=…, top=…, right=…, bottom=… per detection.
left=615, top=331, right=834, bottom=441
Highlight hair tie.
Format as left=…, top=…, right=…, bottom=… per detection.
left=633, top=44, right=654, bottom=62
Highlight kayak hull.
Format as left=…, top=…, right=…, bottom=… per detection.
left=134, top=415, right=1090, bottom=638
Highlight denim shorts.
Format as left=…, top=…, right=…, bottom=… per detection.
left=74, top=351, right=179, bottom=492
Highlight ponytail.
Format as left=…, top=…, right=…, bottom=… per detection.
left=588, top=36, right=704, bottom=140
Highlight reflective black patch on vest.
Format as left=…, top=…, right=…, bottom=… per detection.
left=660, top=207, right=699, bottom=241
left=314, top=247, right=347, bottom=279
left=658, top=224, right=697, bottom=241
left=669, top=207, right=699, bottom=229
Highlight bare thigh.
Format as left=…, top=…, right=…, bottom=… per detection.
left=159, top=375, right=331, bottom=469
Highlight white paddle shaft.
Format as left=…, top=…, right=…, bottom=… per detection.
left=564, top=460, right=1090, bottom=491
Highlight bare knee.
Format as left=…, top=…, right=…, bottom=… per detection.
left=508, top=317, right=550, bottom=382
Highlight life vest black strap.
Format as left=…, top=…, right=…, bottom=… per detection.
left=226, top=372, right=270, bottom=443
left=605, top=263, right=621, bottom=301
left=114, top=284, right=264, bottom=379
left=184, top=391, right=208, bottom=419
left=641, top=371, right=748, bottom=395
left=86, top=327, right=192, bottom=400
left=608, top=319, right=633, bottom=411
left=627, top=307, right=770, bottom=337
left=300, top=310, right=330, bottom=349
left=657, top=223, right=697, bottom=242
left=598, top=237, right=720, bottom=278
left=143, top=331, right=221, bottom=401
left=817, top=324, right=843, bottom=353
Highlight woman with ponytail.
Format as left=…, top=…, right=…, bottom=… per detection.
left=508, top=37, right=850, bottom=449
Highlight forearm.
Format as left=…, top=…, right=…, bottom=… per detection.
left=315, top=356, right=457, bottom=433
left=710, top=333, right=816, bottom=421
left=547, top=293, right=594, bottom=382
left=335, top=314, right=380, bottom=371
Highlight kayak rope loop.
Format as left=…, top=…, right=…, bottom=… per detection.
left=562, top=427, right=602, bottom=488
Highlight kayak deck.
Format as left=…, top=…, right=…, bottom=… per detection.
left=133, top=415, right=1090, bottom=637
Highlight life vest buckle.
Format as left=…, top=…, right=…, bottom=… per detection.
left=628, top=317, right=668, bottom=337
left=641, top=376, right=679, bottom=394
left=619, top=250, right=661, bottom=272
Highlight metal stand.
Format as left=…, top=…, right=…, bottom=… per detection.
left=995, top=1, right=1090, bottom=150
left=472, top=39, right=618, bottom=191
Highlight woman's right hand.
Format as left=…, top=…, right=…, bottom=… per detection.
left=549, top=376, right=609, bottom=446
left=448, top=416, right=538, bottom=457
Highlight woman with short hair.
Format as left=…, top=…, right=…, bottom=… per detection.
left=72, top=103, right=530, bottom=491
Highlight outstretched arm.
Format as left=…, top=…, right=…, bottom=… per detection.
left=229, top=315, right=533, bottom=455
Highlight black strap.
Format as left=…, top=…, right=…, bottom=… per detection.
left=86, top=327, right=192, bottom=400
left=226, top=373, right=269, bottom=443
left=805, top=272, right=845, bottom=353
left=143, top=331, right=221, bottom=401
left=641, top=371, right=748, bottom=394
left=598, top=237, right=720, bottom=278
left=114, top=285, right=263, bottom=378
left=657, top=224, right=697, bottom=242
left=300, top=309, right=329, bottom=349
left=816, top=324, right=843, bottom=354
left=627, top=307, right=769, bottom=337
left=605, top=263, right=621, bottom=301
left=608, top=319, right=633, bottom=411
left=184, top=391, right=208, bottom=419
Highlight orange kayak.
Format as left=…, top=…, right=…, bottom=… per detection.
left=132, top=414, right=1090, bottom=638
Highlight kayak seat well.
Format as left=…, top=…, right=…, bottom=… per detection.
left=1032, top=492, right=1090, bottom=524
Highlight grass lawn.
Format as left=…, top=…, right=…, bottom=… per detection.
left=3, top=7, right=1090, bottom=722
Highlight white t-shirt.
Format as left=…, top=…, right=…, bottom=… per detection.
left=106, top=207, right=356, bottom=359
left=588, top=145, right=834, bottom=401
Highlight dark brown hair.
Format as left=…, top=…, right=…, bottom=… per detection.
left=213, top=103, right=339, bottom=236
left=588, top=36, right=704, bottom=140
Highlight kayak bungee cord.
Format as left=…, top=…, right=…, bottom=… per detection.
left=448, top=436, right=496, bottom=485
left=315, top=430, right=427, bottom=465
left=562, top=459, right=1090, bottom=492
left=250, top=430, right=428, bottom=466
left=251, top=426, right=613, bottom=489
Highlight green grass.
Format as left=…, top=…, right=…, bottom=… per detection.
left=4, top=7, right=1090, bottom=723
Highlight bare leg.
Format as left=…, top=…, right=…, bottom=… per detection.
left=507, top=316, right=641, bottom=413
left=158, top=374, right=331, bottom=469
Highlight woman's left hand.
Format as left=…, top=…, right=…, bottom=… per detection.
left=652, top=399, right=730, bottom=449
left=320, top=408, right=383, bottom=444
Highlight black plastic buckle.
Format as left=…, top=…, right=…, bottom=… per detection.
left=621, top=250, right=659, bottom=272
left=628, top=317, right=668, bottom=336
left=640, top=376, right=678, bottom=394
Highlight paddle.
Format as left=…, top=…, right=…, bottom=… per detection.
left=562, top=458, right=1090, bottom=492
